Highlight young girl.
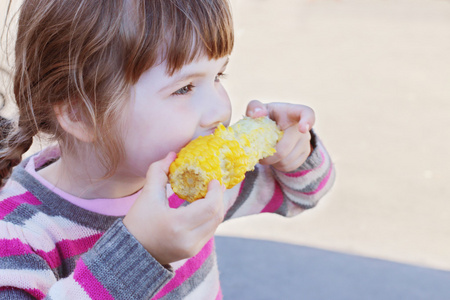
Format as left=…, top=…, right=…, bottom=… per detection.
left=0, top=0, right=335, bottom=299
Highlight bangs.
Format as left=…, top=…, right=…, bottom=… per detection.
left=125, top=0, right=234, bottom=81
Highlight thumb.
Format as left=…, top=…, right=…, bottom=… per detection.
left=204, top=179, right=225, bottom=200
left=186, top=179, right=225, bottom=226
left=142, top=152, right=177, bottom=202
left=246, top=100, right=268, bottom=118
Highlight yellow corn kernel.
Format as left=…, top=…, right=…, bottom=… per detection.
left=169, top=116, right=283, bottom=202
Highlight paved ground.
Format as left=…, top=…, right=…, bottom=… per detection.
left=216, top=236, right=450, bottom=300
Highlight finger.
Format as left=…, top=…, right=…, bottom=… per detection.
left=187, top=187, right=227, bottom=248
left=143, top=152, right=177, bottom=202
left=259, top=125, right=300, bottom=165
left=245, top=100, right=269, bottom=118
left=295, top=106, right=315, bottom=133
left=298, top=118, right=313, bottom=134
left=180, top=180, right=224, bottom=229
left=271, top=134, right=311, bottom=172
left=268, top=104, right=315, bottom=132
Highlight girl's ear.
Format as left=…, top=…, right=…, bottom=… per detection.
left=53, top=102, right=94, bottom=143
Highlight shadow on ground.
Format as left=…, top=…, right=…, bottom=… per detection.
left=215, top=236, right=450, bottom=300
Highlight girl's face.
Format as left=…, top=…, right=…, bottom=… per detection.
left=118, top=55, right=232, bottom=178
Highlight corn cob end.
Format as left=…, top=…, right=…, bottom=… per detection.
left=169, top=116, right=283, bottom=202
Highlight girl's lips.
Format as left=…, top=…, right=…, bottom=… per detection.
left=203, top=127, right=217, bottom=136
left=191, top=128, right=216, bottom=140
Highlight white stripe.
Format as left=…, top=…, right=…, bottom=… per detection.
left=0, top=213, right=102, bottom=252
left=225, top=143, right=333, bottom=219
left=275, top=146, right=332, bottom=190
left=47, top=273, right=91, bottom=300
left=170, top=258, right=188, bottom=271
left=23, top=213, right=102, bottom=240
left=223, top=184, right=241, bottom=212
left=228, top=164, right=276, bottom=218
left=183, top=260, right=220, bottom=300
left=0, top=268, right=55, bottom=292
left=284, top=201, right=307, bottom=217
left=0, top=180, right=29, bottom=201
left=0, top=220, right=29, bottom=243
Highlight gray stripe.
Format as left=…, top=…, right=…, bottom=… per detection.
left=273, top=173, right=323, bottom=210
left=0, top=289, right=36, bottom=299
left=0, top=241, right=84, bottom=281
left=299, top=173, right=329, bottom=194
left=160, top=251, right=216, bottom=300
left=275, top=167, right=330, bottom=195
left=83, top=220, right=173, bottom=299
left=2, top=204, right=39, bottom=226
left=0, top=254, right=49, bottom=271
left=272, top=188, right=316, bottom=215
left=9, top=165, right=118, bottom=231
left=293, top=136, right=322, bottom=173
left=274, top=194, right=289, bottom=216
left=284, top=192, right=317, bottom=210
left=53, top=255, right=80, bottom=280
left=298, top=128, right=320, bottom=170
left=223, top=168, right=259, bottom=221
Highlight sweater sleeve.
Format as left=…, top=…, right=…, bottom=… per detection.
left=223, top=131, right=335, bottom=220
left=0, top=219, right=173, bottom=299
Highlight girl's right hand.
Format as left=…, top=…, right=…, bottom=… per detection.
left=123, top=152, right=225, bottom=266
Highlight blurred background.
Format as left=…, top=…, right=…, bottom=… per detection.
left=1, top=0, right=450, bottom=298
left=218, top=0, right=450, bottom=271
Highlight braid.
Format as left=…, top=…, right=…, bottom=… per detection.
left=0, top=117, right=34, bottom=186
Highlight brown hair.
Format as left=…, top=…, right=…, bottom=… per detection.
left=0, top=0, right=234, bottom=186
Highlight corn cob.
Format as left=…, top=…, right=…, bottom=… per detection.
left=169, top=116, right=283, bottom=202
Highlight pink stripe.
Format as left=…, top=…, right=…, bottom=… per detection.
left=238, top=178, right=245, bottom=194
left=284, top=151, right=325, bottom=178
left=0, top=192, right=42, bottom=219
left=0, top=233, right=103, bottom=270
left=303, top=163, right=333, bottom=196
left=215, top=285, right=223, bottom=300
left=261, top=182, right=284, bottom=213
left=0, top=238, right=34, bottom=257
left=24, top=288, right=46, bottom=300
left=153, top=238, right=214, bottom=299
left=168, top=194, right=186, bottom=208
left=35, top=233, right=103, bottom=269
left=73, top=258, right=114, bottom=300
left=0, top=287, right=46, bottom=300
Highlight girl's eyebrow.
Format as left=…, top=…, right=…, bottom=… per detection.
left=159, top=57, right=230, bottom=93
left=159, top=72, right=207, bottom=93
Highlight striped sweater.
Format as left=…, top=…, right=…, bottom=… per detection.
left=0, top=134, right=334, bottom=299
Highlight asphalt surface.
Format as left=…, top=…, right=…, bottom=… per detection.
left=216, top=236, right=450, bottom=300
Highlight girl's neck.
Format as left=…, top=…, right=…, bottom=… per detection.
left=38, top=155, right=145, bottom=200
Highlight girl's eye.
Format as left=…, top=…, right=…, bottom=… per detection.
left=215, top=73, right=227, bottom=82
left=173, top=84, right=194, bottom=96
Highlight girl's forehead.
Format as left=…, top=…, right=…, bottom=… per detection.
left=153, top=51, right=229, bottom=74
left=143, top=55, right=229, bottom=83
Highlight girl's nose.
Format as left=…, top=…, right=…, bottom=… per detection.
left=199, top=89, right=231, bottom=129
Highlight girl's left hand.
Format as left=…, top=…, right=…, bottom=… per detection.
left=246, top=100, right=315, bottom=172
